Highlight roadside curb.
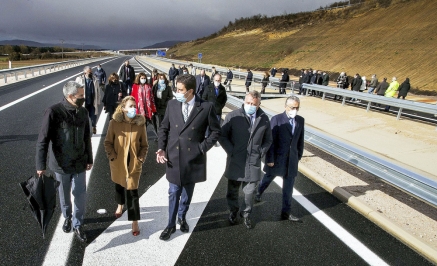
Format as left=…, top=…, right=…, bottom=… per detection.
left=298, top=163, right=437, bottom=264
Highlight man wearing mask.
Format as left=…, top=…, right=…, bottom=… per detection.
left=202, top=74, right=227, bottom=123
left=119, top=60, right=135, bottom=95
left=36, top=81, right=93, bottom=243
left=245, top=69, right=253, bottom=93
left=168, top=64, right=178, bottom=90
left=156, top=74, right=220, bottom=241
left=255, top=96, right=304, bottom=223
left=279, top=69, right=289, bottom=94
left=75, top=66, right=100, bottom=134
left=195, top=70, right=210, bottom=98
left=94, top=64, right=106, bottom=92
left=225, top=68, right=233, bottom=91
left=219, top=90, right=272, bottom=229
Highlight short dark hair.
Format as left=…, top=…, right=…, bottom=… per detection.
left=177, top=74, right=196, bottom=91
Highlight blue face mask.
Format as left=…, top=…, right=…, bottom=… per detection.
left=174, top=91, right=188, bottom=103
left=126, top=107, right=136, bottom=118
left=244, top=104, right=257, bottom=115
left=158, top=83, right=166, bottom=91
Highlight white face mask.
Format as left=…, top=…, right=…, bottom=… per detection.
left=214, top=81, right=220, bottom=87
left=140, top=78, right=147, bottom=84
left=288, top=109, right=298, bottom=119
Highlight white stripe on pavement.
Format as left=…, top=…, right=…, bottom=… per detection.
left=82, top=146, right=226, bottom=266
left=273, top=177, right=389, bottom=266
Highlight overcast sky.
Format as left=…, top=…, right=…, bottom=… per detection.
left=1, top=0, right=336, bottom=50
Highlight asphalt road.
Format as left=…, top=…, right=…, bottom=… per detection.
left=0, top=56, right=431, bottom=266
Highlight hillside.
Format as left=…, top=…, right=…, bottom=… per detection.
left=167, top=0, right=437, bottom=94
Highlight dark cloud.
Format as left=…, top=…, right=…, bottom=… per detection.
left=0, top=0, right=336, bottom=49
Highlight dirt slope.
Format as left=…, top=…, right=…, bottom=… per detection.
left=168, top=0, right=437, bottom=94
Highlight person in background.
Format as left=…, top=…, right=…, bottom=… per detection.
left=156, top=74, right=220, bottom=241
left=202, top=73, right=227, bottom=126
left=102, top=73, right=127, bottom=120
left=225, top=68, right=233, bottom=91
left=279, top=69, right=289, bottom=94
left=270, top=67, right=277, bottom=78
left=360, top=76, right=367, bottom=92
left=261, top=71, right=270, bottom=94
left=189, top=64, right=196, bottom=76
left=36, top=81, right=93, bottom=243
left=219, top=90, right=272, bottom=229
left=368, top=74, right=378, bottom=94
left=182, top=67, right=189, bottom=75
left=195, top=70, right=211, bottom=97
left=152, top=73, right=173, bottom=133
left=168, top=64, right=179, bottom=91
left=322, top=71, right=330, bottom=86
left=256, top=96, right=304, bottom=223
left=335, top=72, right=347, bottom=101
left=211, top=66, right=217, bottom=79
left=350, top=73, right=362, bottom=102
left=152, top=69, right=159, bottom=86
left=104, top=96, right=149, bottom=237
left=75, top=66, right=100, bottom=134
left=94, top=64, right=107, bottom=92
left=119, top=60, right=135, bottom=95
left=397, top=78, right=411, bottom=99
left=384, top=77, right=400, bottom=111
left=131, top=72, right=157, bottom=136
left=245, top=69, right=253, bottom=93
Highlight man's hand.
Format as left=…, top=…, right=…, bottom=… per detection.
left=156, top=149, right=167, bottom=164
left=86, top=164, right=93, bottom=171
left=36, top=170, right=45, bottom=177
left=267, top=163, right=274, bottom=167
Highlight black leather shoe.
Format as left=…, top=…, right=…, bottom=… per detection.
left=177, top=218, right=189, bottom=233
left=281, top=212, right=301, bottom=222
left=254, top=194, right=262, bottom=202
left=62, top=218, right=72, bottom=233
left=239, top=212, right=253, bottom=229
left=73, top=226, right=87, bottom=243
left=228, top=212, right=238, bottom=225
left=159, top=226, right=176, bottom=241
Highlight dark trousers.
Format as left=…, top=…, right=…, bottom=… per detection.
left=227, top=180, right=258, bottom=218
left=167, top=182, right=195, bottom=228
left=258, top=172, right=296, bottom=214
left=115, top=183, right=140, bottom=221
left=124, top=80, right=133, bottom=95
left=85, top=104, right=96, bottom=127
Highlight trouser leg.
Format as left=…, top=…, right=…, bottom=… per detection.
left=282, top=173, right=296, bottom=214
left=168, top=182, right=182, bottom=228
left=226, top=179, right=241, bottom=213
left=258, top=173, right=275, bottom=196
left=71, top=171, right=87, bottom=228
left=55, top=172, right=73, bottom=221
left=115, top=183, right=126, bottom=205
left=241, top=181, right=258, bottom=218
left=126, top=189, right=140, bottom=221
left=178, top=183, right=195, bottom=220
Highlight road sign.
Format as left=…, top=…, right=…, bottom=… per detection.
left=198, top=53, right=202, bottom=59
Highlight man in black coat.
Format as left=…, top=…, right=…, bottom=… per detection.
left=350, top=73, right=362, bottom=102
left=256, top=96, right=304, bottom=222
left=202, top=74, right=227, bottom=122
left=168, top=64, right=178, bottom=90
left=219, top=90, right=273, bottom=229
left=226, top=68, right=233, bottom=91
left=195, top=70, right=211, bottom=98
left=36, top=81, right=93, bottom=243
left=245, top=69, right=253, bottom=93
left=279, top=69, right=290, bottom=94
left=156, top=74, right=220, bottom=240
left=119, top=60, right=135, bottom=95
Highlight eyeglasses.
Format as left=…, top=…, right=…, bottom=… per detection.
left=286, top=105, right=299, bottom=110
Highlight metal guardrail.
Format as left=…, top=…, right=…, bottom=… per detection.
left=302, top=84, right=437, bottom=122
left=225, top=94, right=437, bottom=208
left=0, top=56, right=115, bottom=84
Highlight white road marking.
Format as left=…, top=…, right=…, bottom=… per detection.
left=82, top=146, right=226, bottom=266
left=273, top=177, right=389, bottom=266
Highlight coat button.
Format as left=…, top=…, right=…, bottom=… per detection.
left=192, top=127, right=195, bottom=130
left=188, top=138, right=191, bottom=141
left=176, top=146, right=179, bottom=149
left=188, top=148, right=191, bottom=151
left=176, top=125, right=178, bottom=127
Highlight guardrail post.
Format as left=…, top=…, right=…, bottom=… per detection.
left=4, top=74, right=7, bottom=83
left=397, top=108, right=403, bottom=120
left=39, top=68, right=41, bottom=75
left=322, top=92, right=326, bottom=101
left=366, top=102, right=371, bottom=112
left=24, top=70, right=27, bottom=78
left=15, top=72, right=18, bottom=81
left=32, top=68, right=35, bottom=77
left=342, top=97, right=346, bottom=106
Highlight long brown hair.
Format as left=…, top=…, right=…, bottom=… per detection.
left=114, top=96, right=136, bottom=116
left=133, top=72, right=149, bottom=85
left=108, top=72, right=120, bottom=84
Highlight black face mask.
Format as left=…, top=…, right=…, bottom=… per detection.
left=74, top=97, right=85, bottom=107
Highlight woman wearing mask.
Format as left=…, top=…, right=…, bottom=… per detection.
left=102, top=73, right=127, bottom=120
left=104, top=96, right=149, bottom=236
left=261, top=71, right=270, bottom=94
left=131, top=72, right=158, bottom=136
left=152, top=73, right=173, bottom=131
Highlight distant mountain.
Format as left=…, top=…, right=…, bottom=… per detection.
left=0, top=39, right=103, bottom=50
left=142, top=40, right=185, bottom=49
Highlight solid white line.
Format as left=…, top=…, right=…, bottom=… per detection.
left=272, top=177, right=389, bottom=266
left=0, top=57, right=119, bottom=113
left=42, top=111, right=108, bottom=266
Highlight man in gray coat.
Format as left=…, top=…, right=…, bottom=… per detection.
left=219, top=90, right=273, bottom=229
left=156, top=74, right=221, bottom=240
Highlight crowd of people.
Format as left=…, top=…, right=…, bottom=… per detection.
left=35, top=61, right=306, bottom=243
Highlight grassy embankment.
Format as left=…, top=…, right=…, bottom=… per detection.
left=168, top=0, right=437, bottom=95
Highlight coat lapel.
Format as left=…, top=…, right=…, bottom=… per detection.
left=281, top=112, right=294, bottom=137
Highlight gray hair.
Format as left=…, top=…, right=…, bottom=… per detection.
left=392, top=77, right=397, bottom=81
left=213, top=73, right=222, bottom=80
left=247, top=90, right=261, bottom=100
left=63, top=81, right=83, bottom=97
left=83, top=66, right=91, bottom=72
left=285, top=95, right=300, bottom=106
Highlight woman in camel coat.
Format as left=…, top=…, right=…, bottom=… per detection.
left=104, top=96, right=149, bottom=236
